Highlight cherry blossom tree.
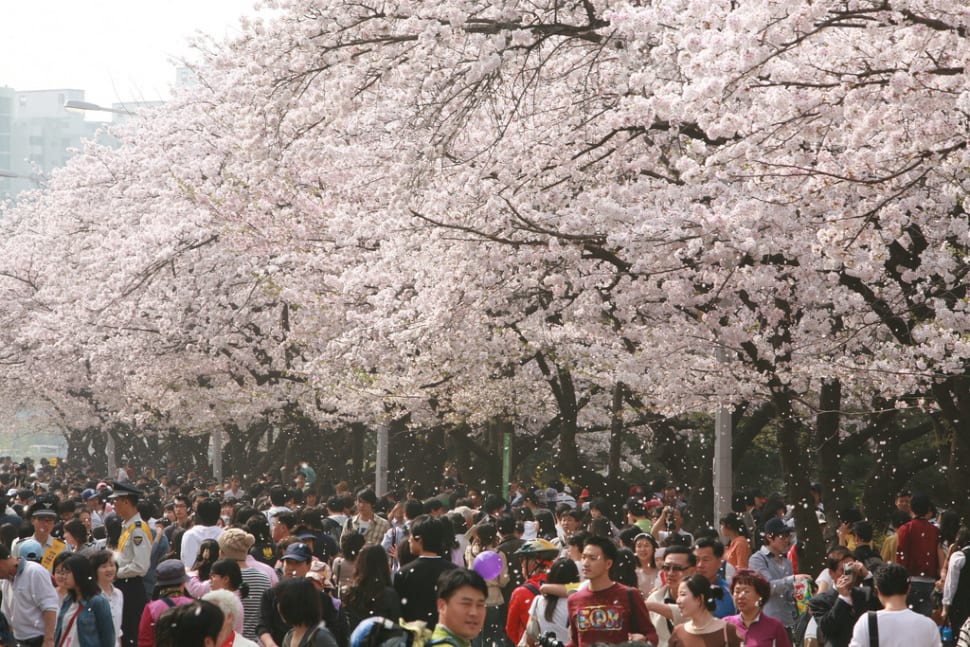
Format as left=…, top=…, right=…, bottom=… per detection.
left=2, top=1, right=969, bottom=556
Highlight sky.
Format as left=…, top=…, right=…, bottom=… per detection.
left=1, top=1, right=264, bottom=109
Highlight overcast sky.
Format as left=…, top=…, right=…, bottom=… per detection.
left=1, top=1, right=263, bottom=106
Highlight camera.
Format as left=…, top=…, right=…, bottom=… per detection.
left=537, top=633, right=564, bottom=647
left=666, top=507, right=676, bottom=531
left=843, top=563, right=853, bottom=575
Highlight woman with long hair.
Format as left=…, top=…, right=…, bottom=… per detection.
left=633, top=533, right=661, bottom=596
left=63, top=518, right=93, bottom=553
left=341, top=545, right=400, bottom=633
left=534, top=510, right=558, bottom=542
left=669, top=574, right=742, bottom=647
left=90, top=550, right=124, bottom=647
left=522, top=557, right=580, bottom=647
left=54, top=554, right=115, bottom=647
left=190, top=539, right=221, bottom=582
left=719, top=514, right=751, bottom=570
left=331, top=532, right=365, bottom=598
left=276, top=578, right=339, bottom=647
left=611, top=548, right=639, bottom=588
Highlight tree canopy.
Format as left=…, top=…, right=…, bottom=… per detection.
left=1, top=1, right=968, bottom=537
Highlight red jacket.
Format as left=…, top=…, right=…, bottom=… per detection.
left=506, top=572, right=547, bottom=644
left=896, top=518, right=940, bottom=578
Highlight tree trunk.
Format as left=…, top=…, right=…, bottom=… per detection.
left=815, top=379, right=842, bottom=544
left=608, top=382, right=624, bottom=477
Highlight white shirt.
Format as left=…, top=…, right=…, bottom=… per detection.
left=1, top=559, right=59, bottom=640
left=647, top=585, right=683, bottom=647
left=944, top=548, right=968, bottom=606
left=180, top=524, right=224, bottom=564
left=527, top=591, right=571, bottom=643
left=849, top=608, right=941, bottom=647
left=264, top=505, right=291, bottom=531
left=101, top=585, right=124, bottom=647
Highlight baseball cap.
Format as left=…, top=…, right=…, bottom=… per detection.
left=281, top=542, right=312, bottom=562
left=764, top=517, right=792, bottom=536
left=17, top=539, right=43, bottom=562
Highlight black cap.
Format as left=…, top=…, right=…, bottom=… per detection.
left=107, top=481, right=143, bottom=500
left=28, top=498, right=58, bottom=519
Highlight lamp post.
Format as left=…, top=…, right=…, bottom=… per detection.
left=63, top=100, right=130, bottom=115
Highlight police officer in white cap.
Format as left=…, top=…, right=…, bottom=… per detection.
left=11, top=497, right=67, bottom=572
left=109, top=481, right=151, bottom=647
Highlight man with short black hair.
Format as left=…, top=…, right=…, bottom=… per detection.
left=807, top=547, right=878, bottom=647
left=383, top=499, right=425, bottom=573
left=851, top=521, right=882, bottom=572
left=692, top=537, right=736, bottom=618
left=345, top=488, right=390, bottom=547
left=82, top=488, right=105, bottom=530
left=566, top=535, right=657, bottom=647
left=478, top=495, right=507, bottom=526
left=395, top=515, right=457, bottom=629
left=749, top=517, right=812, bottom=633
left=256, top=542, right=344, bottom=647
left=322, top=496, right=348, bottom=542
left=425, top=498, right=446, bottom=518
left=0, top=542, right=57, bottom=647
left=180, top=497, right=223, bottom=564
left=895, top=493, right=943, bottom=617
left=849, top=563, right=940, bottom=646
left=12, top=498, right=67, bottom=572
left=264, top=485, right=291, bottom=532
left=224, top=475, right=246, bottom=500
left=625, top=498, right=652, bottom=533
left=111, top=481, right=152, bottom=647
left=645, top=544, right=694, bottom=647
left=429, top=569, right=488, bottom=647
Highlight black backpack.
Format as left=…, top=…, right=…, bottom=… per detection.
left=321, top=517, right=344, bottom=543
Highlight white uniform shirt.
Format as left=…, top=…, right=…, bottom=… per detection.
left=1, top=559, right=59, bottom=640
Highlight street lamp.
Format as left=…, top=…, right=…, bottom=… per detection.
left=63, top=100, right=130, bottom=115
left=0, top=169, right=44, bottom=187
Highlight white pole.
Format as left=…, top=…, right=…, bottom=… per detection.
left=106, top=431, right=116, bottom=480
left=713, top=346, right=733, bottom=525
left=213, top=427, right=224, bottom=483
left=375, top=423, right=389, bottom=495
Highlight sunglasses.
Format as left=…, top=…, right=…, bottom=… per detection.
left=662, top=564, right=689, bottom=572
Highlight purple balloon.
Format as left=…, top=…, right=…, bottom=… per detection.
left=473, top=550, right=503, bottom=580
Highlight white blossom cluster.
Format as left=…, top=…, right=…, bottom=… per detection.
left=0, top=0, right=967, bottom=457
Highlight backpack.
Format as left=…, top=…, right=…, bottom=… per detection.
left=321, top=517, right=344, bottom=543
left=349, top=617, right=434, bottom=647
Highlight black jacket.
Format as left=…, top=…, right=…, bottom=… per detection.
left=808, top=584, right=881, bottom=647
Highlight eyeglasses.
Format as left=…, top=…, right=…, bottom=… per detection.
left=662, top=564, right=689, bottom=572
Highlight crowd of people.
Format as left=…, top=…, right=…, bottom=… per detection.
left=0, top=458, right=963, bottom=647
